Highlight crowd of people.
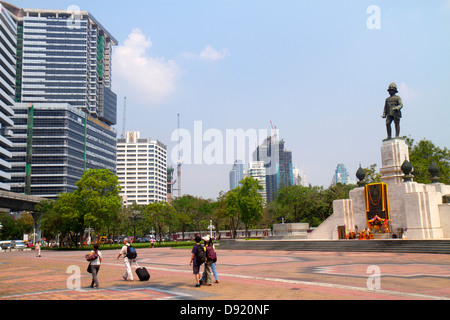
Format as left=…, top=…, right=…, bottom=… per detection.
left=81, top=236, right=219, bottom=289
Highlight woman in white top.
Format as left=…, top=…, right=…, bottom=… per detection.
left=89, top=244, right=102, bottom=288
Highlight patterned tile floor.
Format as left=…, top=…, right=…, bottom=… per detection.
left=1, top=247, right=449, bottom=300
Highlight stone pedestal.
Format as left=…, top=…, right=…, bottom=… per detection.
left=309, top=137, right=450, bottom=240
left=269, top=223, right=309, bottom=240
left=380, top=138, right=410, bottom=186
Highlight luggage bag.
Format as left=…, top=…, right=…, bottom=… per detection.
left=135, top=262, right=150, bottom=281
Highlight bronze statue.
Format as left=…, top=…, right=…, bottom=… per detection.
left=382, top=83, right=403, bottom=140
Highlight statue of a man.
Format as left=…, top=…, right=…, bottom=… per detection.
left=382, top=83, right=403, bottom=140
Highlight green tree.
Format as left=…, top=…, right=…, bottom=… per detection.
left=144, top=202, right=175, bottom=243
left=0, top=212, right=21, bottom=240
left=238, top=177, right=264, bottom=237
left=223, top=189, right=241, bottom=238
left=276, top=185, right=305, bottom=222
left=407, top=138, right=450, bottom=184
left=75, top=169, right=122, bottom=240
left=362, top=164, right=382, bottom=184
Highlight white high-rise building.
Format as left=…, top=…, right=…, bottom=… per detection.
left=248, top=161, right=267, bottom=203
left=0, top=3, right=16, bottom=191
left=117, top=131, right=167, bottom=206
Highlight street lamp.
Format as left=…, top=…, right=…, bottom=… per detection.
left=208, top=220, right=215, bottom=238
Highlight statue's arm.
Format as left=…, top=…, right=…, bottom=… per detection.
left=381, top=100, right=388, bottom=118
left=396, top=97, right=403, bottom=111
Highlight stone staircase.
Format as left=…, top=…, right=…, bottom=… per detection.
left=219, top=239, right=450, bottom=254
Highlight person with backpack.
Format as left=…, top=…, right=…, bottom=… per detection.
left=190, top=236, right=205, bottom=287
left=201, top=235, right=216, bottom=286
left=116, top=238, right=136, bottom=281
left=201, top=236, right=219, bottom=284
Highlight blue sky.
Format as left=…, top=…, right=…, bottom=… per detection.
left=10, top=0, right=450, bottom=199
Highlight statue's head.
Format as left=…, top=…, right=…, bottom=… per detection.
left=387, top=83, right=398, bottom=94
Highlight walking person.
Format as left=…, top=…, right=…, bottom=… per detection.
left=200, top=236, right=219, bottom=285
left=189, top=236, right=204, bottom=287
left=150, top=237, right=154, bottom=248
left=88, top=244, right=102, bottom=288
left=201, top=235, right=216, bottom=286
left=35, top=241, right=41, bottom=257
left=116, top=238, right=134, bottom=281
left=210, top=238, right=219, bottom=284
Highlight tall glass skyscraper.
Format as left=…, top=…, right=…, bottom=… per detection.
left=229, top=160, right=244, bottom=190
left=13, top=6, right=118, bottom=125
left=253, top=136, right=294, bottom=203
left=0, top=3, right=16, bottom=191
left=333, top=163, right=350, bottom=185
left=1, top=3, right=119, bottom=198
left=10, top=103, right=116, bottom=198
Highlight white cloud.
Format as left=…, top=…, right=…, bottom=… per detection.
left=446, top=0, right=450, bottom=10
left=182, top=45, right=230, bottom=61
left=112, top=28, right=180, bottom=106
left=398, top=82, right=420, bottom=101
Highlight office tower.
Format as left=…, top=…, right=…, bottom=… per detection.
left=248, top=161, right=267, bottom=203
left=10, top=5, right=118, bottom=125
left=253, top=136, right=294, bottom=202
left=10, top=103, right=116, bottom=198
left=0, top=3, right=16, bottom=191
left=117, top=132, right=167, bottom=206
left=229, top=160, right=244, bottom=190
left=0, top=2, right=119, bottom=197
left=332, top=163, right=350, bottom=185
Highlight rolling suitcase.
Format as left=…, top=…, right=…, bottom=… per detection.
left=135, top=262, right=150, bottom=281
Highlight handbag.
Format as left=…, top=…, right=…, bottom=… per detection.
left=87, top=262, right=92, bottom=273
left=85, top=250, right=99, bottom=261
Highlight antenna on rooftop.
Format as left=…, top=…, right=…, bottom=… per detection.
left=177, top=113, right=182, bottom=198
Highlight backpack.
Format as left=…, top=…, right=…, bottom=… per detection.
left=126, top=245, right=137, bottom=259
left=205, top=246, right=216, bottom=261
left=196, top=245, right=206, bottom=265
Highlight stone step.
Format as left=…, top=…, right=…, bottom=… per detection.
left=219, top=239, right=450, bottom=254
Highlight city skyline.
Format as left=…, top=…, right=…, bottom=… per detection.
left=8, top=0, right=450, bottom=200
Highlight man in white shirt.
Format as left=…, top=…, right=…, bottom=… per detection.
left=116, top=238, right=134, bottom=281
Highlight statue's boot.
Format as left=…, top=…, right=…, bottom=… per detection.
left=386, top=124, right=392, bottom=140
left=395, top=123, right=400, bottom=138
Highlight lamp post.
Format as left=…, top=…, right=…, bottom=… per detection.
left=208, top=220, right=215, bottom=239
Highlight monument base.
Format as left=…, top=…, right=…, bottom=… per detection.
left=309, top=138, right=450, bottom=240
left=266, top=223, right=309, bottom=240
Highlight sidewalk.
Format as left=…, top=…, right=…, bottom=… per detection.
left=1, top=246, right=449, bottom=300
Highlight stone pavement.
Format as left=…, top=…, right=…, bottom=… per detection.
left=1, top=246, right=450, bottom=301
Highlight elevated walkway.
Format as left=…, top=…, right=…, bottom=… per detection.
left=219, top=239, right=450, bottom=254
left=0, top=190, right=47, bottom=211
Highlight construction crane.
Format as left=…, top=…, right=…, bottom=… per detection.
left=171, top=114, right=182, bottom=198
left=270, top=120, right=278, bottom=141
left=177, top=113, right=182, bottom=198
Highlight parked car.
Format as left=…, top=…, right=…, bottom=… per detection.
left=12, top=240, right=25, bottom=250
left=0, top=241, right=12, bottom=250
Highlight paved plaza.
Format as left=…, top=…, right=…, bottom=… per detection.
left=1, top=246, right=450, bottom=301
